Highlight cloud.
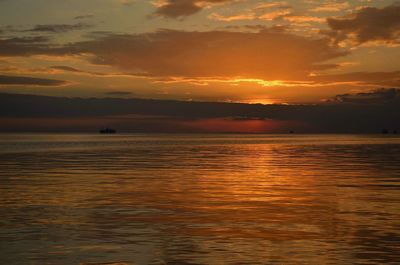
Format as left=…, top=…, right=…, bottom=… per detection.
left=154, top=0, right=233, bottom=18
left=49, top=65, right=136, bottom=77
left=0, top=75, right=67, bottom=86
left=209, top=2, right=325, bottom=25
left=331, top=88, right=400, bottom=104
left=311, top=2, right=350, bottom=13
left=25, top=23, right=91, bottom=33
left=327, top=4, right=400, bottom=45
left=0, top=36, right=55, bottom=56
left=74, top=14, right=94, bottom=20
left=310, top=71, right=400, bottom=87
left=208, top=12, right=255, bottom=21
left=49, top=65, right=104, bottom=76
left=283, top=15, right=325, bottom=23
left=259, top=8, right=291, bottom=21
left=209, top=1, right=292, bottom=22
left=66, top=29, right=346, bottom=80
left=50, top=65, right=85, bottom=73
left=2, top=29, right=397, bottom=88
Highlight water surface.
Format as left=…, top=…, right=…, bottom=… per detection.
left=1, top=134, right=400, bottom=264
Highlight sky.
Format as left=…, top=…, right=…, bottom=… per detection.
left=0, top=0, right=400, bottom=133
left=0, top=0, right=399, bottom=105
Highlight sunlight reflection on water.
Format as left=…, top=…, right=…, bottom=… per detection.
left=1, top=134, right=400, bottom=264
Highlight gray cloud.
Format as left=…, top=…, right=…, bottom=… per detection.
left=25, top=23, right=91, bottom=33
left=331, top=88, right=400, bottom=104
left=327, top=4, right=400, bottom=44
left=0, top=36, right=55, bottom=56
left=0, top=75, right=67, bottom=86
left=154, top=0, right=233, bottom=18
left=74, top=14, right=94, bottom=20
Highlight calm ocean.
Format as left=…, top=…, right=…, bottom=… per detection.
left=1, top=134, right=400, bottom=264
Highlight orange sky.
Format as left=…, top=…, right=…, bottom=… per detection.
left=0, top=0, right=399, bottom=104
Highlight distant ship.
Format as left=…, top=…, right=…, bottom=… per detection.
left=99, top=128, right=116, bottom=134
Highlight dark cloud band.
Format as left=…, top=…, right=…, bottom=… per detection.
left=0, top=75, right=67, bottom=86
left=24, top=23, right=91, bottom=33
left=0, top=91, right=399, bottom=133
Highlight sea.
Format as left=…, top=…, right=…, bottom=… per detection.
left=1, top=134, right=400, bottom=265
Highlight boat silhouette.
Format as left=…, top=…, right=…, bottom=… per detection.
left=99, top=128, right=116, bottom=134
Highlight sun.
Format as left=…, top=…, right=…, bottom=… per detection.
left=241, top=99, right=276, bottom=105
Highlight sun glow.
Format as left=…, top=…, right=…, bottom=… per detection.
left=241, top=99, right=276, bottom=105
left=229, top=79, right=289, bottom=87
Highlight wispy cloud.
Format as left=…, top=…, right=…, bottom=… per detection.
left=209, top=1, right=292, bottom=22
left=311, top=2, right=350, bottom=13
left=74, top=14, right=94, bottom=20
left=24, top=23, right=92, bottom=33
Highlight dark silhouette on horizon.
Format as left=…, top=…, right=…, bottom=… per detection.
left=0, top=92, right=399, bottom=133
left=99, top=128, right=116, bottom=134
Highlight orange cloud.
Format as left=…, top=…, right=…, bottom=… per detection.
left=309, top=71, right=400, bottom=87
left=311, top=2, right=350, bottom=13
left=69, top=29, right=346, bottom=80
left=284, top=15, right=325, bottom=23
left=209, top=1, right=292, bottom=22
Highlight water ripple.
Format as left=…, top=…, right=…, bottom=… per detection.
left=1, top=134, right=400, bottom=264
